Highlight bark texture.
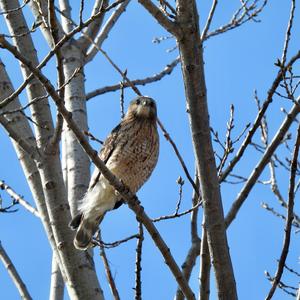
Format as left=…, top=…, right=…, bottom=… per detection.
left=175, top=1, right=238, bottom=299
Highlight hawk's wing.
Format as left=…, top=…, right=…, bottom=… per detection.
left=89, top=123, right=122, bottom=190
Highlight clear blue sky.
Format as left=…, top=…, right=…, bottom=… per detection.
left=1, top=1, right=299, bottom=299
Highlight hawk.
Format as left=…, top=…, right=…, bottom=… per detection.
left=70, top=96, right=159, bottom=250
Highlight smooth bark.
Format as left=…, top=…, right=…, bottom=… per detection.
left=175, top=1, right=237, bottom=299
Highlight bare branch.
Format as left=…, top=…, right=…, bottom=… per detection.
left=86, top=57, right=180, bottom=100
left=204, top=0, right=268, bottom=41
left=175, top=172, right=200, bottom=300
left=0, top=180, right=39, bottom=217
left=0, top=1, right=127, bottom=110
left=47, top=0, right=65, bottom=150
left=199, top=226, right=210, bottom=300
left=152, top=200, right=202, bottom=223
left=157, top=118, right=199, bottom=197
left=176, top=1, right=237, bottom=298
left=98, top=231, right=121, bottom=300
left=265, top=271, right=297, bottom=297
left=281, top=0, right=296, bottom=66
left=0, top=36, right=195, bottom=299
left=282, top=262, right=300, bottom=277
left=78, top=0, right=108, bottom=52
left=134, top=222, right=143, bottom=300
left=57, top=0, right=73, bottom=33
left=49, top=257, right=64, bottom=300
left=0, top=0, right=29, bottom=15
left=265, top=122, right=300, bottom=300
left=0, top=241, right=32, bottom=300
left=219, top=50, right=300, bottom=183
left=138, top=0, right=181, bottom=37
left=201, top=0, right=218, bottom=41
left=94, top=233, right=139, bottom=249
left=225, top=96, right=300, bottom=227
left=85, top=0, right=130, bottom=63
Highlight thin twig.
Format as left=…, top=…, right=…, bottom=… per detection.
left=282, top=262, right=300, bottom=277
left=225, top=96, right=300, bottom=227
left=93, top=234, right=140, bottom=249
left=265, top=123, right=300, bottom=300
left=152, top=200, right=202, bottom=222
left=0, top=1, right=123, bottom=110
left=84, top=131, right=104, bottom=144
left=281, top=0, right=296, bottom=66
left=0, top=35, right=196, bottom=299
left=120, top=70, right=127, bottom=119
left=204, top=0, right=268, bottom=41
left=175, top=176, right=184, bottom=214
left=265, top=271, right=297, bottom=297
left=201, top=0, right=218, bottom=40
left=0, top=180, right=39, bottom=217
left=79, top=0, right=85, bottom=25
left=175, top=172, right=201, bottom=300
left=98, top=231, right=121, bottom=300
left=261, top=202, right=300, bottom=228
left=84, top=0, right=130, bottom=63
left=0, top=0, right=29, bottom=15
left=134, top=222, right=143, bottom=300
left=157, top=118, right=199, bottom=197
left=48, top=0, right=65, bottom=149
left=217, top=105, right=235, bottom=175
left=86, top=57, right=180, bottom=100
left=220, top=51, right=300, bottom=183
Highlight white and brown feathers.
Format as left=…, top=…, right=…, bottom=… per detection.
left=70, top=96, right=159, bottom=250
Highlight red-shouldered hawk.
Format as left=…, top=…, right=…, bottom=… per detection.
left=70, top=96, right=159, bottom=250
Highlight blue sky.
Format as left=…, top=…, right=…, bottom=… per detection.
left=1, top=1, right=300, bottom=299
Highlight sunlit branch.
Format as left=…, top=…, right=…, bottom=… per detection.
left=0, top=241, right=32, bottom=300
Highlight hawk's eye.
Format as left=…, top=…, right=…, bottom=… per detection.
left=136, top=99, right=141, bottom=105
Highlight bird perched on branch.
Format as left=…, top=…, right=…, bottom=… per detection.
left=70, top=96, right=159, bottom=250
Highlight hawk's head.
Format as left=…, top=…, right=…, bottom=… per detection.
left=127, top=96, right=157, bottom=121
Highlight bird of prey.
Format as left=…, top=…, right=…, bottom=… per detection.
left=70, top=96, right=159, bottom=250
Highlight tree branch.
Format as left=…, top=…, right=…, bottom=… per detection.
left=138, top=0, right=181, bottom=37
left=201, top=0, right=218, bottom=41
left=265, top=122, right=300, bottom=300
left=84, top=0, right=130, bottom=63
left=0, top=35, right=195, bottom=300
left=134, top=222, right=143, bottom=300
left=0, top=180, right=39, bottom=217
left=78, top=0, right=109, bottom=53
left=219, top=50, right=300, bottom=183
left=175, top=1, right=237, bottom=298
left=0, top=241, right=32, bottom=300
left=225, top=96, right=300, bottom=227
left=49, top=256, right=64, bottom=300
left=86, top=56, right=180, bottom=100
left=199, top=226, right=210, bottom=300
left=98, top=231, right=121, bottom=300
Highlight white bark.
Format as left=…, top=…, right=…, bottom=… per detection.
left=49, top=256, right=64, bottom=300
left=0, top=60, right=59, bottom=268
left=28, top=0, right=64, bottom=47
left=79, top=0, right=109, bottom=53
left=1, top=1, right=104, bottom=298
left=84, top=0, right=130, bottom=63
left=58, top=0, right=73, bottom=33
left=62, top=43, right=90, bottom=216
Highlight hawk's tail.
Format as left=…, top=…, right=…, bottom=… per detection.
left=69, top=213, right=102, bottom=250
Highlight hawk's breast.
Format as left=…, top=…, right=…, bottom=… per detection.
left=106, top=120, right=159, bottom=193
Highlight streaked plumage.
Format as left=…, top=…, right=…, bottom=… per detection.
left=70, top=96, right=159, bottom=250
